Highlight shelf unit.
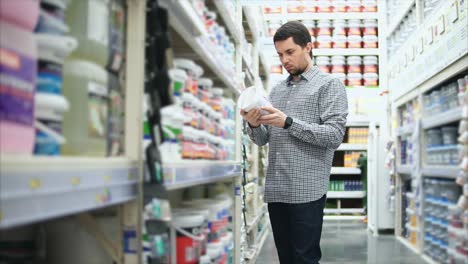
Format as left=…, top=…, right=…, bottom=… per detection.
left=327, top=191, right=366, bottom=199
left=421, top=107, right=463, bottom=129
left=167, top=0, right=240, bottom=94
left=245, top=226, right=271, bottom=264
left=337, top=144, right=368, bottom=151
left=386, top=0, right=417, bottom=38
left=389, top=0, right=467, bottom=261
left=396, top=164, right=412, bottom=175
left=0, top=157, right=139, bottom=229
left=421, top=165, right=460, bottom=179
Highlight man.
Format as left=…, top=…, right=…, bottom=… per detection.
left=241, top=21, right=348, bottom=263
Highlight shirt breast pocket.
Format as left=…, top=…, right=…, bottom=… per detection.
left=290, top=90, right=320, bottom=123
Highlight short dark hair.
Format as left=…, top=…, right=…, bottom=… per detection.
left=273, top=21, right=313, bottom=57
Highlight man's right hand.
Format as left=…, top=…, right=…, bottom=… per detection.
left=240, top=108, right=261, bottom=128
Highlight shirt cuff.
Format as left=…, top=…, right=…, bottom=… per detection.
left=288, top=118, right=318, bottom=138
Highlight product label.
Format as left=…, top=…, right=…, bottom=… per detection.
left=88, top=0, right=109, bottom=46
left=88, top=89, right=108, bottom=139
left=34, top=119, right=61, bottom=155
left=0, top=84, right=34, bottom=125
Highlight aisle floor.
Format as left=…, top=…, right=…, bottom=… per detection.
left=257, top=220, right=426, bottom=264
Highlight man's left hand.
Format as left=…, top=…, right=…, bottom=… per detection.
left=258, top=106, right=288, bottom=128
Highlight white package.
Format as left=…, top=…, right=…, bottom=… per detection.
left=237, top=86, right=272, bottom=115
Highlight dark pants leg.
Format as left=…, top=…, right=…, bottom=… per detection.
left=268, top=202, right=294, bottom=263
left=268, top=195, right=327, bottom=264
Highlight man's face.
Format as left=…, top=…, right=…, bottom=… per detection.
left=274, top=37, right=312, bottom=76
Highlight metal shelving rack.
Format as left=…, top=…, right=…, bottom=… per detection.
left=389, top=0, right=468, bottom=261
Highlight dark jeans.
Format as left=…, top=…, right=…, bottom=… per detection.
left=268, top=195, right=327, bottom=264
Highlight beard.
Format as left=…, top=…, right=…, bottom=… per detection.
left=287, top=66, right=306, bottom=76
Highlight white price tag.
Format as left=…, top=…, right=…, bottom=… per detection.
left=449, top=0, right=459, bottom=23
left=426, top=26, right=434, bottom=45
left=437, top=15, right=446, bottom=35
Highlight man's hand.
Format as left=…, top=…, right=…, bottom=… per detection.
left=240, top=108, right=261, bottom=128
left=258, top=106, right=287, bottom=128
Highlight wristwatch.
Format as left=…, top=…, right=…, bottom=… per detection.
left=283, top=116, right=293, bottom=129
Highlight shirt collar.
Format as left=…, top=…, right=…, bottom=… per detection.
left=286, top=65, right=320, bottom=85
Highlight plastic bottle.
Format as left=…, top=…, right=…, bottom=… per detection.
left=348, top=35, right=363, bottom=48
left=0, top=21, right=37, bottom=154
left=315, top=56, right=331, bottom=73
left=333, top=20, right=347, bottom=36
left=332, top=0, right=348, bottom=13
left=169, top=68, right=188, bottom=98
left=198, top=78, right=213, bottom=103
left=66, top=0, right=109, bottom=66
left=317, top=20, right=332, bottom=36
left=347, top=56, right=363, bottom=74
left=347, top=73, right=363, bottom=86
left=304, top=1, right=317, bottom=13
left=348, top=0, right=363, bottom=12
left=348, top=19, right=363, bottom=36
left=363, top=35, right=378, bottom=48
left=362, top=0, right=378, bottom=12
left=210, top=88, right=224, bottom=112
left=332, top=35, right=347, bottom=48
left=363, top=19, right=378, bottom=36
left=174, top=58, right=198, bottom=96
left=62, top=59, right=109, bottom=156
left=34, top=93, right=69, bottom=155
left=331, top=56, right=346, bottom=73
left=0, top=0, right=39, bottom=31
left=316, top=0, right=332, bottom=13
left=317, top=36, right=332, bottom=49
left=363, top=73, right=379, bottom=87
left=363, top=56, right=378, bottom=74
left=35, top=34, right=77, bottom=94
left=287, top=2, right=304, bottom=13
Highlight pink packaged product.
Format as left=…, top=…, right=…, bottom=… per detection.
left=0, top=0, right=39, bottom=31
left=0, top=21, right=37, bottom=154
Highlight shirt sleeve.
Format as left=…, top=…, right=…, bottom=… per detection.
left=246, top=122, right=271, bottom=146
left=288, top=78, right=348, bottom=149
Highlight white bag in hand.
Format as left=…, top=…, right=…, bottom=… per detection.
left=237, top=86, right=272, bottom=115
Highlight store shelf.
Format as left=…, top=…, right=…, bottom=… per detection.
left=246, top=204, right=267, bottom=233
left=324, top=208, right=365, bottom=214
left=397, top=123, right=416, bottom=136
left=243, top=6, right=261, bottom=41
left=386, top=0, right=416, bottom=38
left=396, top=236, right=420, bottom=254
left=212, top=0, right=241, bottom=43
left=264, top=12, right=379, bottom=21
left=167, top=0, right=240, bottom=94
left=331, top=167, right=362, bottom=175
left=427, top=145, right=459, bottom=152
left=327, top=191, right=366, bottom=199
left=346, top=116, right=370, bottom=127
left=397, top=164, right=412, bottom=175
left=324, top=215, right=366, bottom=220
left=389, top=0, right=468, bottom=102
left=421, top=165, right=459, bottom=179
left=422, top=254, right=439, bottom=264
left=259, top=51, right=270, bottom=79
left=162, top=161, right=242, bottom=190
left=0, top=156, right=138, bottom=229
left=245, top=226, right=271, bottom=264
left=314, top=48, right=380, bottom=56
left=243, top=55, right=255, bottom=86
left=422, top=107, right=463, bottom=129
left=337, top=144, right=367, bottom=151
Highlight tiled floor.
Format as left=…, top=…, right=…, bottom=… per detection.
left=256, top=220, right=426, bottom=264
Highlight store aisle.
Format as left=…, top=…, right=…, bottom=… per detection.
left=257, top=221, right=426, bottom=264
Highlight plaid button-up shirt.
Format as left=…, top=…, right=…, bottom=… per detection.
left=247, top=66, right=348, bottom=204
